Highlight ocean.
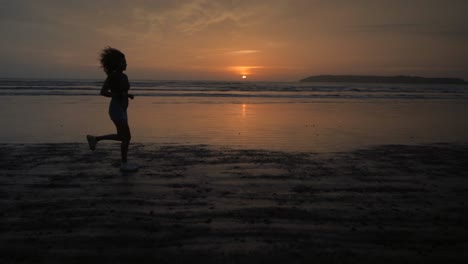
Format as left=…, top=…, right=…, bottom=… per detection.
left=1, top=79, right=468, bottom=100
left=1, top=78, right=467, bottom=151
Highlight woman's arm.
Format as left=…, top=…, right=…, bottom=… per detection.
left=100, top=80, right=112, bottom=97
left=100, top=80, right=123, bottom=98
left=101, top=74, right=134, bottom=99
left=101, top=87, right=133, bottom=99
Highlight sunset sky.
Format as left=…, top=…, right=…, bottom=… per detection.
left=1, top=0, right=467, bottom=81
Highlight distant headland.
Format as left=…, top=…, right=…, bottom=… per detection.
left=300, top=75, right=467, bottom=84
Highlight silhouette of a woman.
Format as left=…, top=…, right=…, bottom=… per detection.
left=87, top=47, right=138, bottom=171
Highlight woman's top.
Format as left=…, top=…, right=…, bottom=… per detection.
left=105, top=71, right=130, bottom=105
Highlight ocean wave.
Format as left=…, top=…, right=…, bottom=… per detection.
left=0, top=79, right=467, bottom=100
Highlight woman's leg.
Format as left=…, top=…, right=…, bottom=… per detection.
left=95, top=134, right=121, bottom=141
left=112, top=119, right=131, bottom=163
left=88, top=119, right=131, bottom=159
left=88, top=118, right=136, bottom=171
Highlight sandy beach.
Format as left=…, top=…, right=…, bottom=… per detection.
left=1, top=142, right=467, bottom=263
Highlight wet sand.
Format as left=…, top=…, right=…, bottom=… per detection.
left=2, top=96, right=468, bottom=152
left=1, top=143, right=468, bottom=263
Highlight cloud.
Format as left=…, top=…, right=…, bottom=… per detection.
left=356, top=23, right=424, bottom=32
left=0, top=0, right=467, bottom=80
left=225, top=50, right=261, bottom=55
left=354, top=22, right=468, bottom=38
left=130, top=0, right=261, bottom=38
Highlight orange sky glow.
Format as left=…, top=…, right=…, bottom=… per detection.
left=0, top=0, right=467, bottom=81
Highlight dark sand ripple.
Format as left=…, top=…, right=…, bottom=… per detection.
left=1, top=143, right=468, bottom=263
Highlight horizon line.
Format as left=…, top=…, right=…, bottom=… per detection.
left=0, top=76, right=298, bottom=83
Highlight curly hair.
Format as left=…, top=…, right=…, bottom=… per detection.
left=99, top=47, right=125, bottom=74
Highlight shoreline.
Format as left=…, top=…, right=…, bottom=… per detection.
left=2, top=97, right=468, bottom=152
left=1, top=143, right=468, bottom=263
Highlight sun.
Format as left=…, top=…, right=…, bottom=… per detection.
left=242, top=75, right=247, bottom=79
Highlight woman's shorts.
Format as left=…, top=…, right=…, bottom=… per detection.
left=109, top=99, right=128, bottom=121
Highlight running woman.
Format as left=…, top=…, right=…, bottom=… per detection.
left=87, top=47, right=138, bottom=171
